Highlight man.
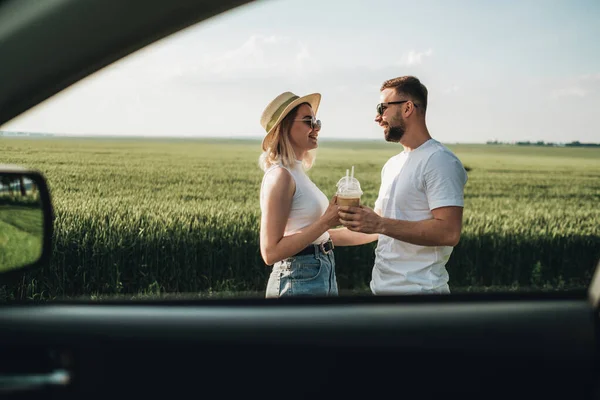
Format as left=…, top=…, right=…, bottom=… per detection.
left=329, top=76, right=467, bottom=295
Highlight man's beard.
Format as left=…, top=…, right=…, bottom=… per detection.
left=384, top=120, right=405, bottom=142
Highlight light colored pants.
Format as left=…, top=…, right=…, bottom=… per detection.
left=266, top=250, right=338, bottom=298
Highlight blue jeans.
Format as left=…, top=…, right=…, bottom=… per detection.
left=265, top=250, right=338, bottom=298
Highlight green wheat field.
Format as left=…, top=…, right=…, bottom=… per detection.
left=1, top=137, right=599, bottom=300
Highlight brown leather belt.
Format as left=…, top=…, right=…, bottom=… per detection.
left=294, top=239, right=334, bottom=257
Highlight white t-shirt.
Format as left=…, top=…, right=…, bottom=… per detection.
left=371, top=139, right=468, bottom=295
left=260, top=160, right=330, bottom=245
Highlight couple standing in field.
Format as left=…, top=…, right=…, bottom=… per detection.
left=258, top=76, right=468, bottom=297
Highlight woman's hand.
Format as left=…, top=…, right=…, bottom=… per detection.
left=320, top=195, right=341, bottom=229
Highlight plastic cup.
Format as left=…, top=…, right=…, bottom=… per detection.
left=337, top=195, right=361, bottom=207
left=336, top=171, right=363, bottom=207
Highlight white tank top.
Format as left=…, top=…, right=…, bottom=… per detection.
left=260, top=160, right=330, bottom=245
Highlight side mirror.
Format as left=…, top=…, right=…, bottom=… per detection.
left=0, top=165, right=53, bottom=278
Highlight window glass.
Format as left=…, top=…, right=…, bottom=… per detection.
left=1, top=0, right=599, bottom=301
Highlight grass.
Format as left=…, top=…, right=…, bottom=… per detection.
left=0, top=205, right=44, bottom=272
left=0, top=137, right=598, bottom=300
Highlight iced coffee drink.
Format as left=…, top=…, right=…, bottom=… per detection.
left=336, top=167, right=363, bottom=207
left=337, top=195, right=361, bottom=207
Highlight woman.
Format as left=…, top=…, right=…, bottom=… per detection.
left=258, top=91, right=340, bottom=298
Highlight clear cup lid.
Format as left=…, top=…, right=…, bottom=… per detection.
left=336, top=176, right=363, bottom=196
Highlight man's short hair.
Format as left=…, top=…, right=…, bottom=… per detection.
left=381, top=76, right=428, bottom=113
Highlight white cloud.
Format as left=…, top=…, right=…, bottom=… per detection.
left=578, top=72, right=600, bottom=81
left=296, top=42, right=310, bottom=62
left=397, top=49, right=433, bottom=66
left=443, top=84, right=460, bottom=94
left=164, top=34, right=319, bottom=83
left=550, top=72, right=600, bottom=99
left=551, top=86, right=587, bottom=99
left=263, top=35, right=290, bottom=44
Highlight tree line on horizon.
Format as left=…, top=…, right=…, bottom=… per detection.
left=486, top=140, right=600, bottom=147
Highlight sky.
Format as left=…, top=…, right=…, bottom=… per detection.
left=2, top=0, right=600, bottom=143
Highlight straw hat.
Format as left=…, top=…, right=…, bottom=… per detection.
left=260, top=91, right=321, bottom=150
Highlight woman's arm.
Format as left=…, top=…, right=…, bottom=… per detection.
left=260, top=168, right=340, bottom=265
left=328, top=227, right=378, bottom=246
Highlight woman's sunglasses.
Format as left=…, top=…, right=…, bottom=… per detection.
left=294, top=117, right=322, bottom=130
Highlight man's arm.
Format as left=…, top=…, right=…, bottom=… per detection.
left=339, top=149, right=467, bottom=247
left=338, top=205, right=463, bottom=247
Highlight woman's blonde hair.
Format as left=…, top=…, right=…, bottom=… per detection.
left=258, top=102, right=316, bottom=172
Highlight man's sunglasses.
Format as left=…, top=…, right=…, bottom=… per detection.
left=294, top=117, right=322, bottom=130
left=376, top=100, right=415, bottom=116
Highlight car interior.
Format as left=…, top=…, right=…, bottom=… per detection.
left=1, top=0, right=599, bottom=398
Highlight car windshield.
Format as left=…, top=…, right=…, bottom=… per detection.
left=1, top=0, right=599, bottom=302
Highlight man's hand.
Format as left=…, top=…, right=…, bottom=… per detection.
left=338, top=205, right=383, bottom=234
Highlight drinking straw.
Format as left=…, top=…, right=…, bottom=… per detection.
left=346, top=169, right=349, bottom=186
